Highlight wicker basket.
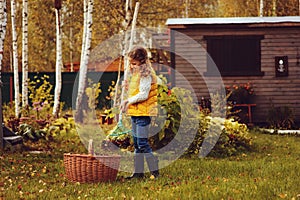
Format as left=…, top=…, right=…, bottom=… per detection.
left=64, top=153, right=121, bottom=183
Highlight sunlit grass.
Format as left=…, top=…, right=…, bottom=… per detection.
left=1, top=131, right=300, bottom=199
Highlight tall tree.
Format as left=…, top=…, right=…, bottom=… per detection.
left=11, top=0, right=20, bottom=118
left=22, top=0, right=29, bottom=108
left=215, top=0, right=258, bottom=17
left=0, top=0, right=7, bottom=149
left=27, top=0, right=56, bottom=71
left=75, top=0, right=93, bottom=122
left=53, top=0, right=63, bottom=117
left=260, top=0, right=264, bottom=16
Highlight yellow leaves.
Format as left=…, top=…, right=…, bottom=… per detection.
left=150, top=175, right=155, bottom=180
left=85, top=87, right=92, bottom=96
left=85, top=81, right=102, bottom=109
left=109, top=91, right=115, bottom=97
left=42, top=166, right=47, bottom=174
left=222, top=177, right=229, bottom=182
left=276, top=193, right=300, bottom=199
left=278, top=193, right=287, bottom=198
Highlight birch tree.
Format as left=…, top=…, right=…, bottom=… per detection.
left=113, top=0, right=133, bottom=107
left=0, top=0, right=7, bottom=149
left=0, top=0, right=6, bottom=69
left=184, top=0, right=191, bottom=18
left=259, top=0, right=264, bottom=16
left=53, top=0, right=63, bottom=118
left=11, top=0, right=20, bottom=118
left=120, top=1, right=139, bottom=106
left=75, top=0, right=93, bottom=122
left=22, top=0, right=29, bottom=108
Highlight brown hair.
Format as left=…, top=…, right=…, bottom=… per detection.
left=128, top=46, right=152, bottom=77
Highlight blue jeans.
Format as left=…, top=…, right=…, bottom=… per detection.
left=131, top=116, right=153, bottom=156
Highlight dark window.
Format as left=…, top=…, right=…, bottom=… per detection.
left=205, top=35, right=264, bottom=76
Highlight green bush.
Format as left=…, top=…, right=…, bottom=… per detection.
left=210, top=118, right=252, bottom=157
left=186, top=115, right=253, bottom=157
left=150, top=83, right=253, bottom=157
left=17, top=123, right=47, bottom=141
left=16, top=116, right=77, bottom=142
left=149, top=84, right=200, bottom=152
left=267, top=105, right=295, bottom=129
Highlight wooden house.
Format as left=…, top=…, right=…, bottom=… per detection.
left=166, top=16, right=300, bottom=125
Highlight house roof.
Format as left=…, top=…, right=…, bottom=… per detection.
left=166, top=16, right=300, bottom=27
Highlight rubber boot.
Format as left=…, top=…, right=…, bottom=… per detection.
left=146, top=155, right=159, bottom=179
left=125, top=154, right=144, bottom=179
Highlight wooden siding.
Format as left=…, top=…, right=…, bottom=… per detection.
left=171, top=27, right=300, bottom=124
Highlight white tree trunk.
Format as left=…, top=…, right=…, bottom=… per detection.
left=11, top=0, right=20, bottom=118
left=22, top=0, right=29, bottom=108
left=75, top=0, right=93, bottom=121
left=117, top=2, right=140, bottom=122
left=259, top=0, right=264, bottom=16
left=114, top=0, right=134, bottom=108
left=0, top=0, right=7, bottom=71
left=52, top=8, right=63, bottom=117
left=185, top=0, right=190, bottom=18
left=120, top=2, right=140, bottom=104
left=272, top=0, right=276, bottom=16
left=79, top=0, right=88, bottom=73
left=0, top=0, right=7, bottom=149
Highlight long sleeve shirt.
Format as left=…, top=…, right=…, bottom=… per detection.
left=127, top=75, right=152, bottom=104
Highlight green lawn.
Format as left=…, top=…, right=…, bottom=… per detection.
left=1, top=131, right=300, bottom=200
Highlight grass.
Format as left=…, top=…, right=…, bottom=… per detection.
left=1, top=131, right=300, bottom=200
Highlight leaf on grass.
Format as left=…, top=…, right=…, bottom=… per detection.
left=278, top=193, right=287, bottom=198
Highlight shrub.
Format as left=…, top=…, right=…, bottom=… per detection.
left=267, top=105, right=295, bottom=129
left=226, top=82, right=254, bottom=104
left=16, top=115, right=77, bottom=142
left=211, top=118, right=252, bottom=157
left=17, top=123, right=47, bottom=141
left=4, top=75, right=56, bottom=140
left=187, top=115, right=252, bottom=157
left=149, top=83, right=200, bottom=152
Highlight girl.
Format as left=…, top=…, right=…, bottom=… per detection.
left=121, top=46, right=159, bottom=179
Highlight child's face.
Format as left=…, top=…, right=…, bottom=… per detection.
left=129, top=59, right=141, bottom=71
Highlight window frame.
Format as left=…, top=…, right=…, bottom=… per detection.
left=204, top=35, right=265, bottom=76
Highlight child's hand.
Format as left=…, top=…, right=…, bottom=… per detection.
left=120, top=100, right=129, bottom=112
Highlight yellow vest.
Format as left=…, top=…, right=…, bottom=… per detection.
left=127, top=70, right=158, bottom=116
